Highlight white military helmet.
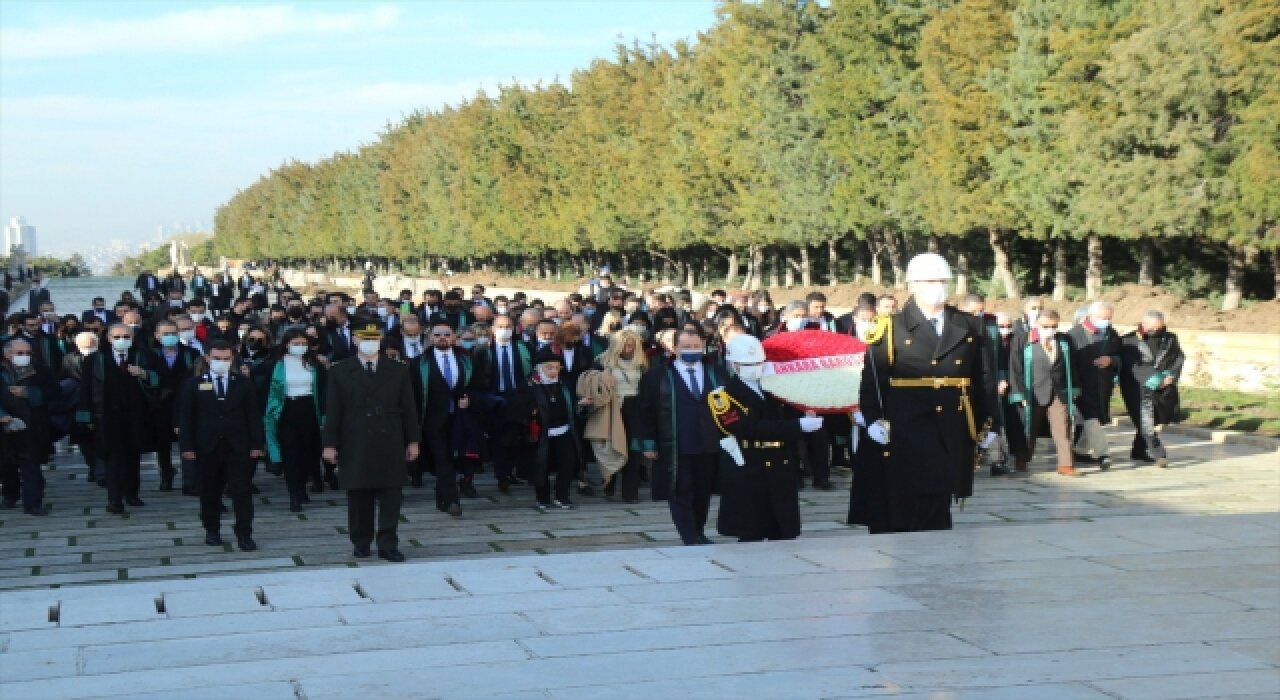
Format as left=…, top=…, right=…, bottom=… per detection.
left=904, top=252, right=953, bottom=283
left=724, top=334, right=766, bottom=364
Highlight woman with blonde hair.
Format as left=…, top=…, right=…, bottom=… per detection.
left=580, top=329, right=649, bottom=503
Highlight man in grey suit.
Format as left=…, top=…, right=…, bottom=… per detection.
left=322, top=323, right=420, bottom=562
left=1008, top=309, right=1080, bottom=476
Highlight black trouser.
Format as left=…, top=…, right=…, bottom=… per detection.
left=347, top=487, right=402, bottom=551
left=827, top=413, right=853, bottom=467
left=152, top=403, right=177, bottom=480
left=198, top=441, right=254, bottom=537
left=799, top=427, right=831, bottom=486
left=1, top=431, right=45, bottom=508
left=604, top=397, right=642, bottom=501
left=669, top=452, right=717, bottom=545
left=426, top=423, right=460, bottom=508
left=1129, top=391, right=1167, bottom=459
left=105, top=444, right=141, bottom=506
left=278, top=398, right=322, bottom=496
left=535, top=432, right=576, bottom=505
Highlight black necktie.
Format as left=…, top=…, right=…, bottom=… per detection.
left=216, top=376, right=225, bottom=399
left=365, top=361, right=375, bottom=377
left=499, top=346, right=512, bottom=392
left=687, top=367, right=701, bottom=396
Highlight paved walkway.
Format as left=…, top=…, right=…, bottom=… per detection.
left=1, top=425, right=1277, bottom=697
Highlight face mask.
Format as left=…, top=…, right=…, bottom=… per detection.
left=376, top=307, right=388, bottom=318
left=757, top=304, right=772, bottom=314
left=10, top=355, right=31, bottom=368
left=584, top=308, right=596, bottom=317
left=705, top=310, right=717, bottom=319
left=915, top=283, right=949, bottom=308
left=288, top=345, right=308, bottom=357
left=190, top=313, right=204, bottom=322
left=627, top=325, right=649, bottom=341
left=209, top=359, right=232, bottom=375
left=1094, top=319, right=1111, bottom=330
left=537, top=369, right=559, bottom=384
left=80, top=346, right=97, bottom=355
left=855, top=321, right=872, bottom=338
left=679, top=351, right=703, bottom=365
left=358, top=340, right=380, bottom=356
left=494, top=328, right=513, bottom=343
left=1025, top=310, right=1040, bottom=324
left=247, top=339, right=265, bottom=351
left=160, top=335, right=180, bottom=348
left=237, top=329, right=248, bottom=339
left=345, top=306, right=357, bottom=316
left=998, top=327, right=1013, bottom=337
left=495, top=306, right=508, bottom=314
left=128, top=323, right=141, bottom=331
left=169, top=300, right=183, bottom=308
left=785, top=318, right=809, bottom=332
left=111, top=338, right=133, bottom=352
left=475, top=337, right=490, bottom=347
left=737, top=364, right=764, bottom=382
left=459, top=340, right=476, bottom=350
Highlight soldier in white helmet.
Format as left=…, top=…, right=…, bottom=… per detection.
left=707, top=334, right=824, bottom=542
left=857, top=253, right=998, bottom=533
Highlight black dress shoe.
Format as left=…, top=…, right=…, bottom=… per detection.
left=353, top=545, right=371, bottom=558
left=378, top=548, right=406, bottom=563
left=24, top=506, right=48, bottom=516
left=105, top=503, right=126, bottom=514
left=460, top=482, right=479, bottom=499
left=990, top=464, right=1012, bottom=477
left=577, top=483, right=594, bottom=497
left=411, top=474, right=424, bottom=488
left=698, top=534, right=714, bottom=545
left=324, top=471, right=340, bottom=490
left=507, top=475, right=526, bottom=486
left=250, top=483, right=261, bottom=495
left=158, top=477, right=174, bottom=492
left=0, top=497, right=16, bottom=509
left=182, top=487, right=198, bottom=497
left=124, top=496, right=145, bottom=507
left=310, top=479, right=325, bottom=494
left=205, top=532, right=223, bottom=546
left=497, top=479, right=511, bottom=494
left=447, top=503, right=462, bottom=517
left=1099, top=456, right=1112, bottom=470
left=289, top=496, right=302, bottom=513
left=237, top=536, right=258, bottom=552
left=814, top=481, right=837, bottom=491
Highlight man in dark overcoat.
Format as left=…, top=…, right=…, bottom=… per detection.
left=1067, top=301, right=1121, bottom=469
left=1119, top=310, right=1183, bottom=468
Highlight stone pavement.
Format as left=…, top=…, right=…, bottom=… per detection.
left=0, top=425, right=1277, bottom=697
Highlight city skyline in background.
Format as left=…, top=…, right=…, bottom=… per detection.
left=0, top=0, right=719, bottom=266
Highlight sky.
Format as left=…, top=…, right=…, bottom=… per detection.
left=0, top=0, right=719, bottom=255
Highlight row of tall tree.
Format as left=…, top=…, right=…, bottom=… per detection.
left=213, top=0, right=1278, bottom=309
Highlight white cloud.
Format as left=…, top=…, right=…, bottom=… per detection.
left=1, top=4, right=401, bottom=60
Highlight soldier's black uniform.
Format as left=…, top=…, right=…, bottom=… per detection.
left=858, top=298, right=994, bottom=532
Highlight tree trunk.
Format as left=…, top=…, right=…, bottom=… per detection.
left=661, top=255, right=673, bottom=285
left=768, top=251, right=782, bottom=289
left=799, top=245, right=812, bottom=288
left=1037, top=247, right=1052, bottom=292
left=1085, top=233, right=1103, bottom=300
left=1222, top=242, right=1252, bottom=311
left=989, top=229, right=1020, bottom=300
left=1052, top=238, right=1069, bottom=301
left=869, top=236, right=883, bottom=287
left=955, top=249, right=970, bottom=299
left=827, top=237, right=839, bottom=287
left=783, top=249, right=797, bottom=289
left=1274, top=251, right=1280, bottom=301
left=884, top=232, right=906, bottom=289
left=750, top=246, right=765, bottom=291
left=686, top=258, right=697, bottom=289
left=724, top=250, right=739, bottom=289
left=927, top=235, right=940, bottom=253
left=1138, top=238, right=1155, bottom=286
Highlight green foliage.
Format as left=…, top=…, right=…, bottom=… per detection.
left=24, top=255, right=91, bottom=277
left=212, top=0, right=1279, bottom=300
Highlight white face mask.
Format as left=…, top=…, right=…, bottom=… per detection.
left=79, top=346, right=98, bottom=355
left=785, top=318, right=809, bottom=332
left=1025, top=310, right=1040, bottom=324
left=288, top=344, right=308, bottom=357
left=494, top=328, right=513, bottom=343
left=998, top=327, right=1014, bottom=337
left=376, top=307, right=388, bottom=318
left=756, top=303, right=771, bottom=314
left=914, top=283, right=949, bottom=308
left=854, top=320, right=873, bottom=339
left=358, top=340, right=381, bottom=356
left=190, top=313, right=204, bottom=322
left=1093, top=319, right=1111, bottom=329
left=179, top=330, right=196, bottom=342
left=495, top=306, right=508, bottom=314
left=10, top=355, right=31, bottom=368
left=736, top=364, right=764, bottom=382
left=209, top=359, right=232, bottom=375
left=111, top=338, right=133, bottom=352
left=345, top=306, right=357, bottom=316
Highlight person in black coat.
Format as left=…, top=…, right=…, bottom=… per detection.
left=140, top=320, right=203, bottom=492
left=76, top=323, right=158, bottom=514
left=1119, top=310, right=1184, bottom=468
left=858, top=254, right=997, bottom=533
left=408, top=320, right=476, bottom=515
left=502, top=349, right=590, bottom=510
left=1, top=338, right=58, bottom=515
left=81, top=297, right=116, bottom=326
left=1067, top=301, right=1121, bottom=469
left=710, top=334, right=821, bottom=542
left=134, top=271, right=161, bottom=297
left=178, top=341, right=265, bottom=551
left=473, top=314, right=533, bottom=490
left=1007, top=310, right=1080, bottom=476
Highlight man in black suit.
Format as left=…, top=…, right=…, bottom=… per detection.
left=324, top=305, right=357, bottom=363
left=178, top=341, right=265, bottom=551
left=382, top=313, right=426, bottom=363
left=1008, top=309, right=1080, bottom=477
left=134, top=271, right=160, bottom=297
left=410, top=320, right=475, bottom=514
left=81, top=297, right=115, bottom=326
left=143, top=320, right=202, bottom=492
left=76, top=323, right=158, bottom=514
left=26, top=278, right=51, bottom=313
left=474, top=313, right=532, bottom=491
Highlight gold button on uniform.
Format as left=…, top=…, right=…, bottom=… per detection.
left=956, top=359, right=963, bottom=365
left=883, top=451, right=891, bottom=457
left=931, top=359, right=938, bottom=365
left=936, top=405, right=943, bottom=413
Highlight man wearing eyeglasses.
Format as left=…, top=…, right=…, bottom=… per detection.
left=1008, top=309, right=1080, bottom=477
left=76, top=323, right=158, bottom=514
left=1, top=338, right=58, bottom=515
left=409, top=320, right=476, bottom=516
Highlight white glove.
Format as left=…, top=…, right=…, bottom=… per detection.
left=852, top=410, right=866, bottom=427
left=980, top=431, right=999, bottom=449
left=799, top=416, right=824, bottom=433
left=867, top=422, right=889, bottom=445
left=3, top=417, right=27, bottom=433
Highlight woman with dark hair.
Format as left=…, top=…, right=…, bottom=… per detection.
left=263, top=329, right=328, bottom=511
left=55, top=315, right=82, bottom=357
left=751, top=291, right=778, bottom=337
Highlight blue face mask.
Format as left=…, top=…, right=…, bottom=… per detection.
left=679, top=351, right=703, bottom=365
left=160, top=335, right=180, bottom=348
left=460, top=340, right=476, bottom=350
left=1094, top=319, right=1111, bottom=330
left=584, top=308, right=596, bottom=317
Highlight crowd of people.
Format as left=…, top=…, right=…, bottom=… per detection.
left=0, top=256, right=1185, bottom=560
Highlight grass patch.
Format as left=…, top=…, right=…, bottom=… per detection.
left=1112, top=387, right=1280, bottom=436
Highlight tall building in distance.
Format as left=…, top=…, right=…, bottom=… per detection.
left=4, top=216, right=38, bottom=257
